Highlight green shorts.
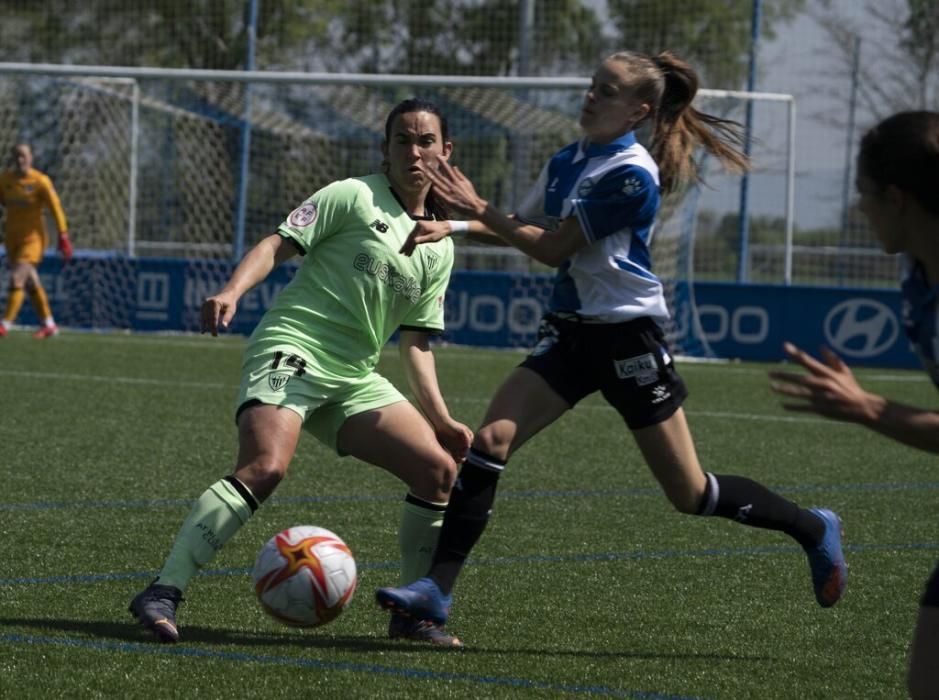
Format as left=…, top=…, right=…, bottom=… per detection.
left=235, top=343, right=405, bottom=454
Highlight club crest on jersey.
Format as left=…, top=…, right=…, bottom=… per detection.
left=577, top=177, right=595, bottom=197
left=613, top=352, right=659, bottom=385
left=288, top=203, right=317, bottom=227
left=268, top=372, right=291, bottom=392
left=425, top=252, right=439, bottom=272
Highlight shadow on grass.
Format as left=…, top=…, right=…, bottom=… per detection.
left=0, top=616, right=772, bottom=661
left=0, top=616, right=401, bottom=651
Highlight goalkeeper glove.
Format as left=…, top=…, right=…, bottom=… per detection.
left=58, top=232, right=73, bottom=262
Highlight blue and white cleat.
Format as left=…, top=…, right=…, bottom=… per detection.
left=375, top=577, right=452, bottom=625
left=803, top=508, right=847, bottom=607
left=129, top=580, right=183, bottom=643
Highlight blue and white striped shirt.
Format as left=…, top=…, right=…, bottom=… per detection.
left=515, top=131, right=666, bottom=323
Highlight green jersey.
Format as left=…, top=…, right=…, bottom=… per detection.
left=248, top=174, right=453, bottom=379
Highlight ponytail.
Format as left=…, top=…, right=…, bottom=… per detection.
left=650, top=51, right=749, bottom=193
left=609, top=50, right=750, bottom=193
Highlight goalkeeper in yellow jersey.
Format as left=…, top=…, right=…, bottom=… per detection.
left=0, top=143, right=72, bottom=339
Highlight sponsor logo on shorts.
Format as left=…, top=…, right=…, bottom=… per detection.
left=288, top=202, right=318, bottom=228
left=650, top=385, right=672, bottom=404
left=268, top=372, right=291, bottom=391
left=613, top=352, right=659, bottom=385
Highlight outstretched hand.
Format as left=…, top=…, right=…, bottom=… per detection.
left=201, top=291, right=239, bottom=336
left=400, top=220, right=454, bottom=256
left=425, top=156, right=487, bottom=220
left=769, top=341, right=878, bottom=423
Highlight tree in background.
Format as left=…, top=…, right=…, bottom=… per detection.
left=816, top=0, right=938, bottom=121
left=812, top=0, right=938, bottom=254
left=607, top=0, right=805, bottom=89
left=0, top=0, right=805, bottom=83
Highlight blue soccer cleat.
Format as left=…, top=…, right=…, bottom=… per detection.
left=803, top=508, right=847, bottom=607
left=129, top=580, right=183, bottom=643
left=375, top=577, right=452, bottom=625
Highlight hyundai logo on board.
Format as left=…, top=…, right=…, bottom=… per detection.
left=823, top=299, right=899, bottom=358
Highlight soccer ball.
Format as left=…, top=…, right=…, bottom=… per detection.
left=252, top=525, right=357, bottom=627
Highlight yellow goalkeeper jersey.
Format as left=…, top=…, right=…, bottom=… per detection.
left=0, top=166, right=68, bottom=248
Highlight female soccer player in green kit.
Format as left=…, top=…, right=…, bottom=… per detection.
left=130, top=98, right=471, bottom=648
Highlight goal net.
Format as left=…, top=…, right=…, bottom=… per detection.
left=0, top=66, right=794, bottom=356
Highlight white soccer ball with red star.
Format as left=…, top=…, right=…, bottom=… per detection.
left=252, top=525, right=357, bottom=627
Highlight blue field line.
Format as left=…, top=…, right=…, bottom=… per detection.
left=0, top=633, right=701, bottom=700
left=3, top=542, right=937, bottom=589
left=3, top=480, right=939, bottom=513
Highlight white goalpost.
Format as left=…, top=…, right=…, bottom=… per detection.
left=0, top=62, right=795, bottom=355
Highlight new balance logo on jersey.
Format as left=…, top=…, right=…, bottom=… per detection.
left=370, top=219, right=389, bottom=233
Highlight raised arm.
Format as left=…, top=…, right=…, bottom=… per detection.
left=201, top=233, right=298, bottom=335
left=423, top=156, right=587, bottom=267
left=398, top=329, right=473, bottom=462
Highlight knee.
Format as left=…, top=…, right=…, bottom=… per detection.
left=471, top=422, right=513, bottom=461
left=410, top=452, right=458, bottom=502
left=234, top=458, right=288, bottom=501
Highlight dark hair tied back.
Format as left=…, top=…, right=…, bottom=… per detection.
left=859, top=111, right=939, bottom=216
left=383, top=97, right=451, bottom=220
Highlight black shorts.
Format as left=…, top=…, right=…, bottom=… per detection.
left=922, top=561, right=939, bottom=607
left=519, top=313, right=688, bottom=430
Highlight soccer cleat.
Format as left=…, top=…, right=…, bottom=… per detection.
left=129, top=580, right=183, bottom=643
left=803, top=508, right=847, bottom=607
left=32, top=324, right=59, bottom=339
left=375, top=577, right=452, bottom=625
left=0, top=325, right=7, bottom=338
left=388, top=613, right=463, bottom=649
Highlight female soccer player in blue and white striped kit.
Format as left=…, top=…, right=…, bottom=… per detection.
left=770, top=111, right=939, bottom=700
left=377, top=50, right=847, bottom=643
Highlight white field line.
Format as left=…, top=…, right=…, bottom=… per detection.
left=39, top=334, right=930, bottom=383
left=0, top=367, right=846, bottom=425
